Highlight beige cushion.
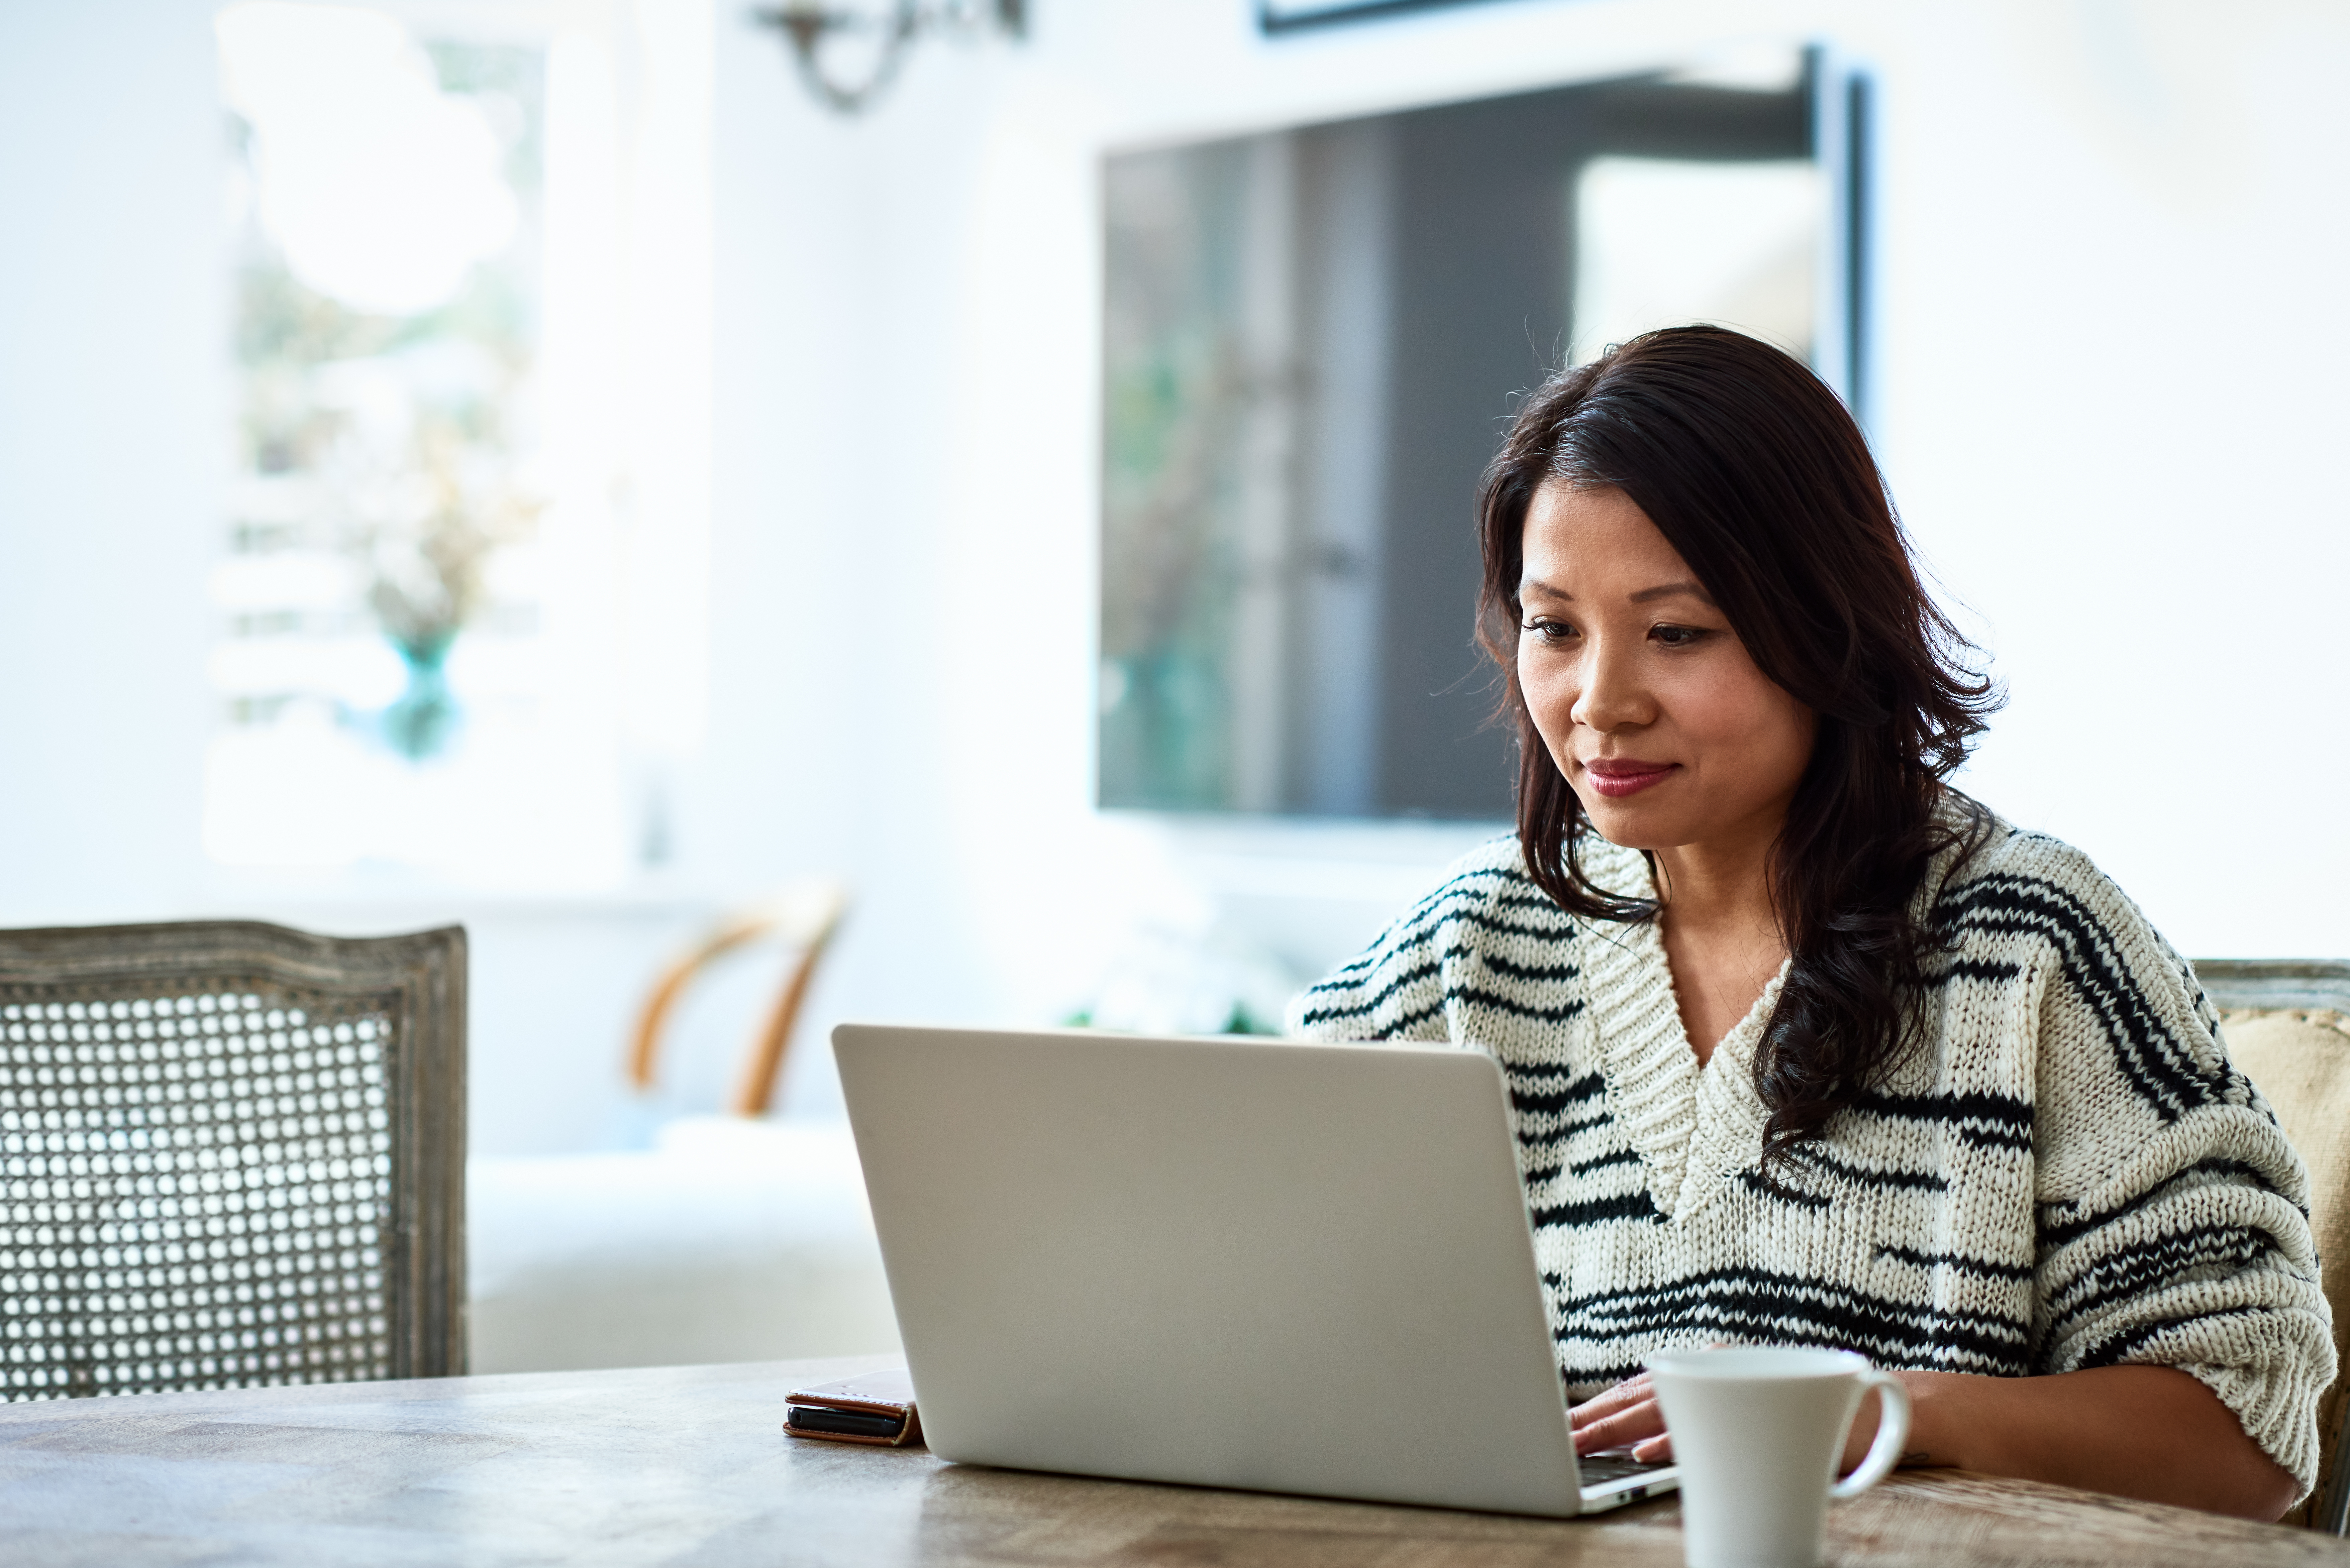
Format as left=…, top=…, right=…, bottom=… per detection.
left=2221, top=1008, right=2350, bottom=1521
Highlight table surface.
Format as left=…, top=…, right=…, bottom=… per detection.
left=3, top=1355, right=2346, bottom=1567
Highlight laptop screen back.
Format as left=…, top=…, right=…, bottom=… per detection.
left=833, top=1025, right=1589, bottom=1516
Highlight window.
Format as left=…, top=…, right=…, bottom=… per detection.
left=206, top=1, right=708, bottom=889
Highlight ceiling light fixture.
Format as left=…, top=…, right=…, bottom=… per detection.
left=752, top=0, right=1025, bottom=115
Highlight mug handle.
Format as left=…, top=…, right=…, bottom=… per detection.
left=1828, top=1369, right=1912, bottom=1499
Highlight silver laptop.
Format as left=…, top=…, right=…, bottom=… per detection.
left=832, top=1024, right=1678, bottom=1516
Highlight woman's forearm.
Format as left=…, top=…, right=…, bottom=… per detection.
left=1886, top=1366, right=2300, bottom=1522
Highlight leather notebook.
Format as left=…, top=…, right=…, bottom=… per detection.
left=784, top=1368, right=923, bottom=1447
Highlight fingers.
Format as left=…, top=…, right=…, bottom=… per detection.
left=1568, top=1374, right=1671, bottom=1456
left=1567, top=1371, right=1652, bottom=1427
left=1572, top=1401, right=1668, bottom=1455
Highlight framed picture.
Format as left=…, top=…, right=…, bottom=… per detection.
left=1098, top=47, right=1873, bottom=818
left=1257, top=0, right=1506, bottom=35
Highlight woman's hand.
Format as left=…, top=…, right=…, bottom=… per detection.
left=1570, top=1369, right=1894, bottom=1471
left=1568, top=1371, right=1675, bottom=1462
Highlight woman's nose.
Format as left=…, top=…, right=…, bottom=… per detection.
left=1571, top=638, right=1652, bottom=732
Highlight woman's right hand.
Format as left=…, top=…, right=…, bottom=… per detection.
left=1568, top=1372, right=1674, bottom=1463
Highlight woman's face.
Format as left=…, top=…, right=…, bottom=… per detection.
left=1516, top=480, right=1816, bottom=859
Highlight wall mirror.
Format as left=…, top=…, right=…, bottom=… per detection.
left=1098, top=46, right=1870, bottom=819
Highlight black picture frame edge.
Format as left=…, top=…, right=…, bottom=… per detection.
left=1257, top=0, right=1525, bottom=38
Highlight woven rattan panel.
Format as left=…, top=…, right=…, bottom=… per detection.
left=0, top=986, right=398, bottom=1400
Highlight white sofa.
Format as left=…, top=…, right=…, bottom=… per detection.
left=467, top=1117, right=900, bottom=1373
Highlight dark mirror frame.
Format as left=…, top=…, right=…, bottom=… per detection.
left=1097, top=50, right=1874, bottom=822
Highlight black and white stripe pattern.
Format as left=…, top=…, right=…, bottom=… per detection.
left=1287, top=809, right=2334, bottom=1495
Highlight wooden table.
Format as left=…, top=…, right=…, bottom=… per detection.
left=2, top=1355, right=2344, bottom=1566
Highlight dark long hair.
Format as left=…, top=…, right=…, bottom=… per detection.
left=1475, top=326, right=2000, bottom=1162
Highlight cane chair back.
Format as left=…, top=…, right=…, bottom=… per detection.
left=0, top=921, right=466, bottom=1401
left=2195, top=958, right=2350, bottom=1533
left=626, top=880, right=848, bottom=1117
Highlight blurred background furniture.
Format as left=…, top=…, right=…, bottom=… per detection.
left=468, top=879, right=897, bottom=1373
left=2196, top=958, right=2350, bottom=1534
left=625, top=881, right=849, bottom=1117
left=0, top=921, right=466, bottom=1399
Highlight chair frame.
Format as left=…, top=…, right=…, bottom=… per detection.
left=2193, top=958, right=2350, bottom=1535
left=0, top=920, right=468, bottom=1383
left=2196, top=959, right=2350, bottom=1018
left=626, top=881, right=847, bottom=1118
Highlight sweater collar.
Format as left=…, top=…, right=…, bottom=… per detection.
left=1574, top=836, right=1785, bottom=1221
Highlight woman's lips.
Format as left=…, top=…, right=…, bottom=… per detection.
left=1582, top=760, right=1679, bottom=799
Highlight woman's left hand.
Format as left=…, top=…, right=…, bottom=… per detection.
left=1569, top=1362, right=2297, bottom=1520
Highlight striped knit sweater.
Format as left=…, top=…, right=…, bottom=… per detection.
left=1288, top=810, right=2334, bottom=1492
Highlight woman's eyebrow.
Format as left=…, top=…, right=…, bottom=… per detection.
left=1518, top=579, right=1715, bottom=605
left=1628, top=580, right=1715, bottom=605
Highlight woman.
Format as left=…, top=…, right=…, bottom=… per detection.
left=1289, top=327, right=2329, bottom=1519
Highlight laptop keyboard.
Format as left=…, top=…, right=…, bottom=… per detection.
left=1580, top=1453, right=1671, bottom=1484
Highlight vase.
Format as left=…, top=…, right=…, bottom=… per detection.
left=383, top=631, right=461, bottom=760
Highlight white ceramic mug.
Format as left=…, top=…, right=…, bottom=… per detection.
left=1646, top=1346, right=1912, bottom=1568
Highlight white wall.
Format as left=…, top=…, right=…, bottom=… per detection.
left=4, top=0, right=2348, bottom=1155
left=0, top=0, right=221, bottom=923
left=1869, top=9, right=2350, bottom=958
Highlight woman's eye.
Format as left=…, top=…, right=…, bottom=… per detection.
left=1651, top=624, right=1711, bottom=649
left=1522, top=618, right=1577, bottom=644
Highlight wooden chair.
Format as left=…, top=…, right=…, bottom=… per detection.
left=625, top=879, right=848, bottom=1116
left=0, top=921, right=466, bottom=1400
left=2194, top=958, right=2350, bottom=1532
